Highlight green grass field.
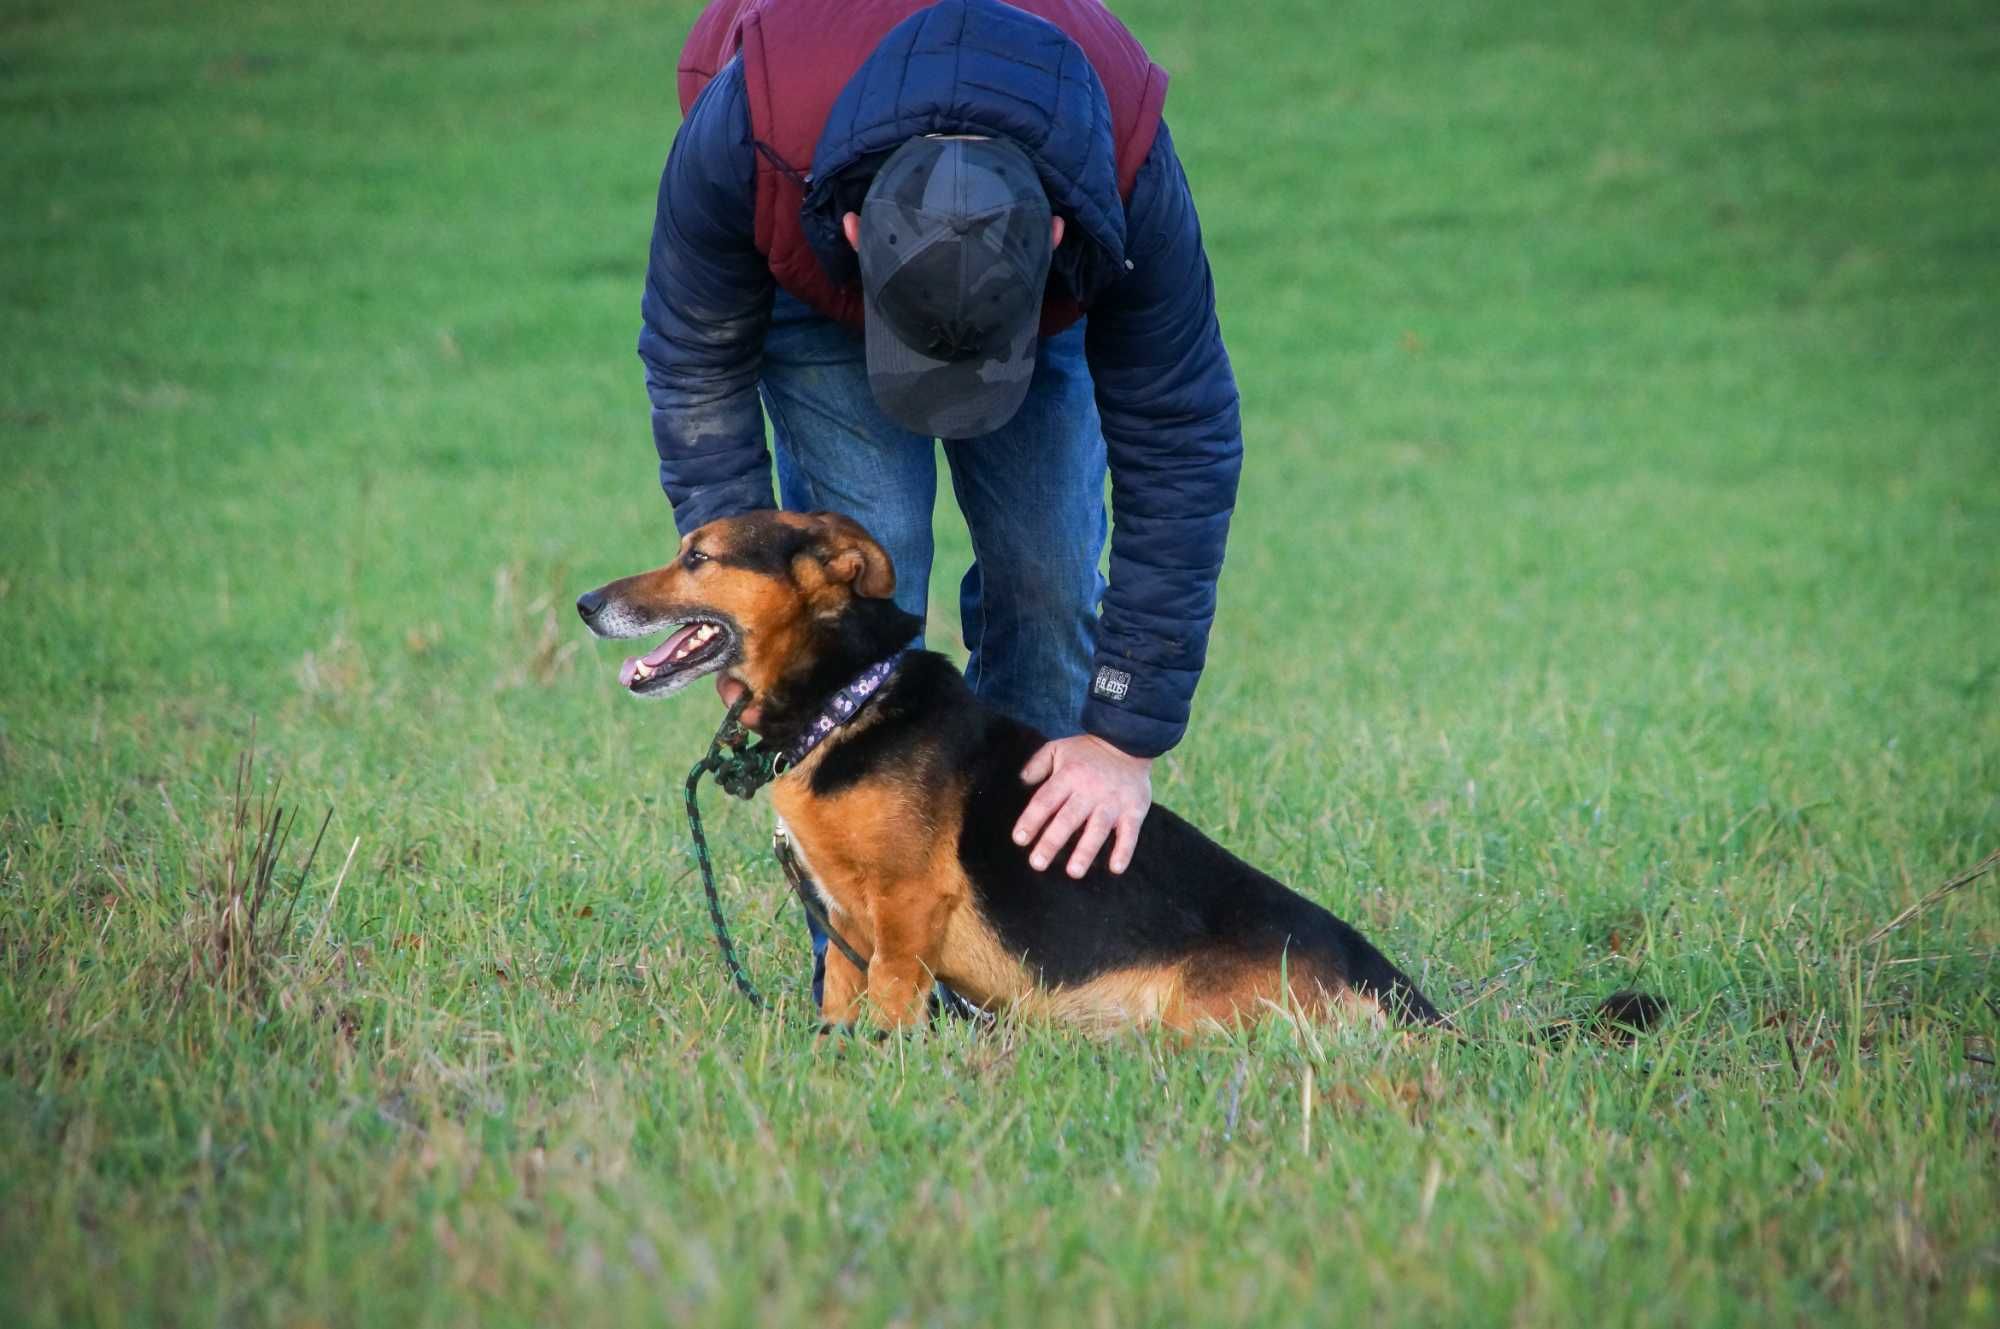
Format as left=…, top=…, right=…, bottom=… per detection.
left=4, top=0, right=1998, bottom=1323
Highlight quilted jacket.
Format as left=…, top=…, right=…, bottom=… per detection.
left=640, top=0, right=1242, bottom=756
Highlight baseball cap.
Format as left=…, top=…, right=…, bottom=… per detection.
left=858, top=135, right=1053, bottom=438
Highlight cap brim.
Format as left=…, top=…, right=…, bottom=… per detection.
left=863, top=282, right=1038, bottom=440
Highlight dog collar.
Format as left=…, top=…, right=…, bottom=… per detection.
left=775, top=653, right=902, bottom=772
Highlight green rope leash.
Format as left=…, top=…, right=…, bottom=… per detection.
left=682, top=694, right=874, bottom=1010
left=684, top=695, right=778, bottom=1007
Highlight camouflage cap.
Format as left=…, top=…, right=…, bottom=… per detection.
left=858, top=135, right=1052, bottom=439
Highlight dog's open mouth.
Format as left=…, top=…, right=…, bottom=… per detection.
left=617, top=619, right=734, bottom=695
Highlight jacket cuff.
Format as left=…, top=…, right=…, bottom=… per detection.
left=1081, top=698, right=1183, bottom=758
left=663, top=472, right=776, bottom=536
left=1079, top=648, right=1195, bottom=758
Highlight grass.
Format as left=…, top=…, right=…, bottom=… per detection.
left=3, top=0, right=1997, bottom=1323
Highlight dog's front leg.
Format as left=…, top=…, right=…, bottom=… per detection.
left=820, top=931, right=867, bottom=1027
left=865, top=891, right=947, bottom=1030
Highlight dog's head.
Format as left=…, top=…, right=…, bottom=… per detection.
left=575, top=511, right=913, bottom=725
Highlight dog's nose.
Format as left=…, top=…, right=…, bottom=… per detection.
left=576, top=589, right=607, bottom=622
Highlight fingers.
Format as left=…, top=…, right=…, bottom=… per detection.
left=1012, top=774, right=1067, bottom=850
left=714, top=675, right=760, bottom=726
left=1109, top=811, right=1141, bottom=875
left=1065, top=807, right=1117, bottom=878
left=1018, top=741, right=1056, bottom=785
left=1029, top=792, right=1091, bottom=873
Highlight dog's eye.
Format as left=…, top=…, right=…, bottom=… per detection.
left=683, top=548, right=710, bottom=568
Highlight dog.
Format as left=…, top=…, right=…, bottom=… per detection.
left=577, top=509, right=1461, bottom=1034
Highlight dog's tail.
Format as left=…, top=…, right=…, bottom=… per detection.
left=1318, top=918, right=1664, bottom=1041
left=1536, top=989, right=1669, bottom=1045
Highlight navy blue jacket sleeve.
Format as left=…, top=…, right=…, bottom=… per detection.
left=638, top=58, right=778, bottom=533
left=1081, top=122, right=1244, bottom=758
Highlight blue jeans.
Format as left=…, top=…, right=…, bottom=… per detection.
left=762, top=291, right=1107, bottom=736
left=760, top=291, right=1108, bottom=1003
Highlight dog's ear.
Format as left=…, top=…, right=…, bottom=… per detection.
left=809, top=512, right=896, bottom=599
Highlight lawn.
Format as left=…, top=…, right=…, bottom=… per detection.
left=3, top=0, right=1997, bottom=1324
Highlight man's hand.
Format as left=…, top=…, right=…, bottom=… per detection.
left=715, top=674, right=763, bottom=728
left=1012, top=735, right=1153, bottom=878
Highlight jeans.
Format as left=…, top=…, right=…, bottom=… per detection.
left=759, top=291, right=1108, bottom=1003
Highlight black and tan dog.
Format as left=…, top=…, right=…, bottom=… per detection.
left=578, top=509, right=1450, bottom=1034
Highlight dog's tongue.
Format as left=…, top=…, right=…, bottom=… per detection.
left=618, top=623, right=701, bottom=688
left=644, top=623, right=702, bottom=668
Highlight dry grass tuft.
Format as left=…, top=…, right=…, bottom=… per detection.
left=173, top=740, right=333, bottom=1008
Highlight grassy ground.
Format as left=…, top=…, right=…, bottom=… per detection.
left=4, top=0, right=1998, bottom=1323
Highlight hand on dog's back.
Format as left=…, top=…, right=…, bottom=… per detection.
left=1014, top=734, right=1154, bottom=878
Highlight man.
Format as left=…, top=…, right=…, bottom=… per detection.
left=642, top=0, right=1241, bottom=932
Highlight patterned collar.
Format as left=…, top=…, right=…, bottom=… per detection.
left=775, top=653, right=903, bottom=772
